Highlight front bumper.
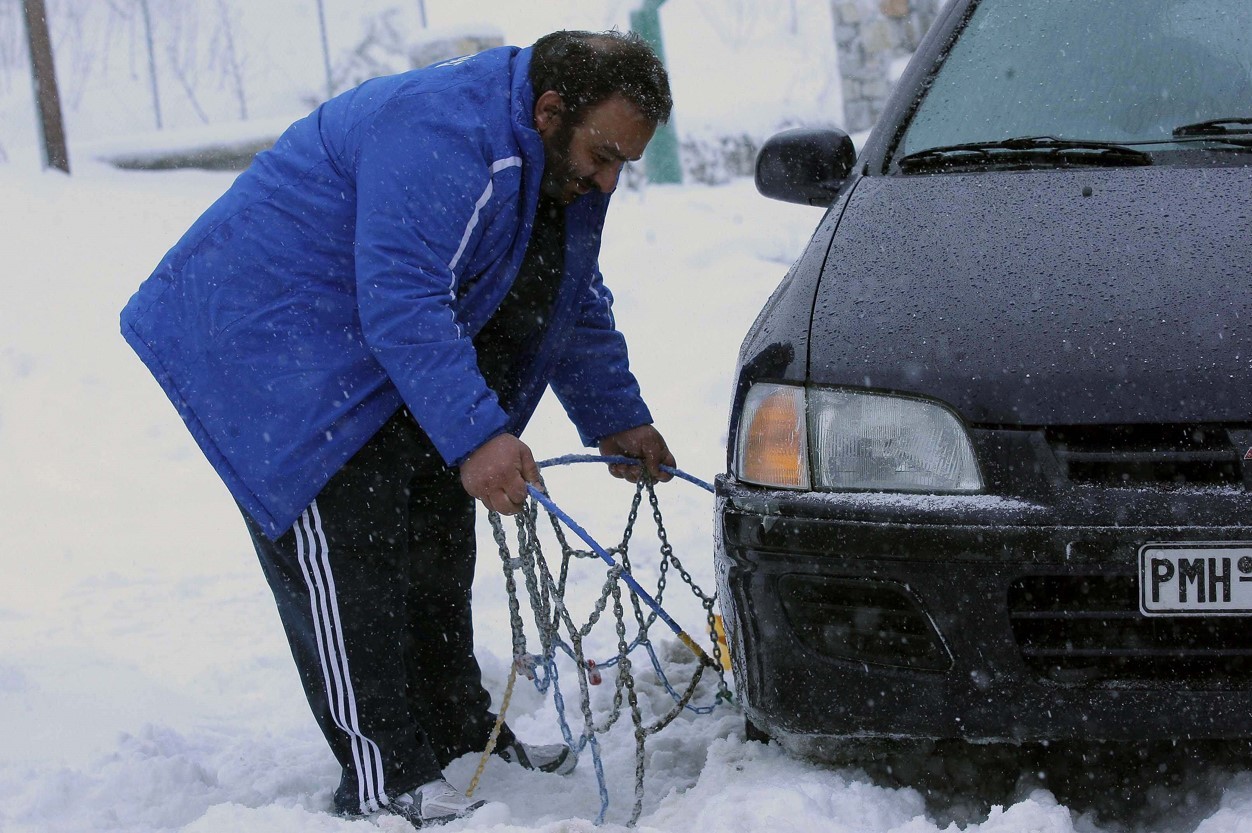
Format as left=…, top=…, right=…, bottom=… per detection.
left=715, top=476, right=1252, bottom=748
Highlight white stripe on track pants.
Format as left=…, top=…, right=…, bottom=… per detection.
left=241, top=409, right=514, bottom=816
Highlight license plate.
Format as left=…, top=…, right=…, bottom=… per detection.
left=1139, top=543, right=1252, bottom=616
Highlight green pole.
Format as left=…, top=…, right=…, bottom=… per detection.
left=630, top=0, right=682, bottom=184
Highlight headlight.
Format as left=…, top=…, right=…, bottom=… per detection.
left=808, top=388, right=982, bottom=491
left=735, top=384, right=982, bottom=492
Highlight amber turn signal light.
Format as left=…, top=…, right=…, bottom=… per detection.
left=736, top=384, right=810, bottom=489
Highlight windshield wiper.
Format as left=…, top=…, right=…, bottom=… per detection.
left=1170, top=118, right=1252, bottom=149
left=897, top=136, right=1153, bottom=173
left=1172, top=117, right=1252, bottom=137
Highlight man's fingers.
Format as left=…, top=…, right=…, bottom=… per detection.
left=607, top=456, right=671, bottom=483
left=498, top=464, right=534, bottom=512
left=642, top=446, right=663, bottom=481
left=505, top=479, right=529, bottom=507
left=491, top=487, right=525, bottom=515
left=599, top=425, right=676, bottom=484
left=461, top=434, right=542, bottom=513
left=655, top=449, right=676, bottom=482
left=607, top=458, right=637, bottom=481
left=520, top=448, right=541, bottom=485
left=643, top=440, right=677, bottom=481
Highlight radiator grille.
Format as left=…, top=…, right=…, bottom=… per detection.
left=1008, top=574, right=1252, bottom=685
left=1045, top=424, right=1246, bottom=487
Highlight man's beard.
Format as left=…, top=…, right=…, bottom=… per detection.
left=540, top=118, right=584, bottom=203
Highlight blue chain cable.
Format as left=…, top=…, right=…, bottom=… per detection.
left=533, top=454, right=727, bottom=713
left=537, top=454, right=716, bottom=494
left=499, top=453, right=728, bottom=825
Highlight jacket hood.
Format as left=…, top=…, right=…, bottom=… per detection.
left=810, top=164, right=1252, bottom=425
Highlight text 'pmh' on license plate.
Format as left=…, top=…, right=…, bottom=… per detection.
left=1139, top=543, right=1252, bottom=616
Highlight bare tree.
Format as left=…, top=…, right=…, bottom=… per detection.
left=1, top=0, right=26, bottom=91
left=314, top=0, right=332, bottom=101
left=47, top=0, right=92, bottom=109
left=94, top=0, right=167, bottom=129
left=136, top=0, right=161, bottom=127
left=41, top=0, right=150, bottom=119
left=320, top=8, right=407, bottom=101
left=210, top=0, right=247, bottom=120
left=164, top=0, right=208, bottom=123
left=694, top=0, right=763, bottom=48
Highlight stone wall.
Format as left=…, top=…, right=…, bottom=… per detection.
left=831, top=0, right=942, bottom=132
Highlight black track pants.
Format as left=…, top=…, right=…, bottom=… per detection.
left=242, top=409, right=514, bottom=815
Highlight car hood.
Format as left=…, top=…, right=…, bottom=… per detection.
left=810, top=165, right=1252, bottom=425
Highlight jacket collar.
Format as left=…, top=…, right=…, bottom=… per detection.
left=510, top=47, right=544, bottom=192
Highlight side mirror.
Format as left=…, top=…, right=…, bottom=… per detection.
left=755, top=128, right=857, bottom=207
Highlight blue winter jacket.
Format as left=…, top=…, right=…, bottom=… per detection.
left=120, top=46, right=652, bottom=538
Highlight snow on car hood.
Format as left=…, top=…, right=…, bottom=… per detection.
left=809, top=164, right=1252, bottom=425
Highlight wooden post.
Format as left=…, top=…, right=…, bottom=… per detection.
left=22, top=0, right=69, bottom=173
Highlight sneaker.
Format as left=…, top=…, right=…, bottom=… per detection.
left=386, top=779, right=485, bottom=827
left=496, top=738, right=576, bottom=775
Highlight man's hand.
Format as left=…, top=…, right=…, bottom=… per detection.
left=460, top=434, right=542, bottom=515
left=598, top=424, right=675, bottom=483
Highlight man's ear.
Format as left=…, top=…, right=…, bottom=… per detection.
left=534, top=90, right=565, bottom=138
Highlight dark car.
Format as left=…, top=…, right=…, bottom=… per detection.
left=715, top=0, right=1252, bottom=762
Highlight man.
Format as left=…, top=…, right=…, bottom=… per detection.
left=120, top=30, right=676, bottom=827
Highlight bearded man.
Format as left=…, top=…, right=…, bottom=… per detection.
left=120, top=30, right=675, bottom=827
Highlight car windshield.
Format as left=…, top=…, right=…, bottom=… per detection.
left=896, top=0, right=1252, bottom=161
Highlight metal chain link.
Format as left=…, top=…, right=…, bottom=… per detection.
left=645, top=482, right=732, bottom=703
left=483, top=473, right=729, bottom=826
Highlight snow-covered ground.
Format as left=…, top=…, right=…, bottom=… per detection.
left=4, top=157, right=1252, bottom=833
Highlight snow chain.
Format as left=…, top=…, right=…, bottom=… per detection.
left=484, top=476, right=730, bottom=826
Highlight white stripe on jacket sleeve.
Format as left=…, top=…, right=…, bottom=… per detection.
left=448, top=156, right=523, bottom=272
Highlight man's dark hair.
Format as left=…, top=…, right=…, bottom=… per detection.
left=530, top=30, right=673, bottom=125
